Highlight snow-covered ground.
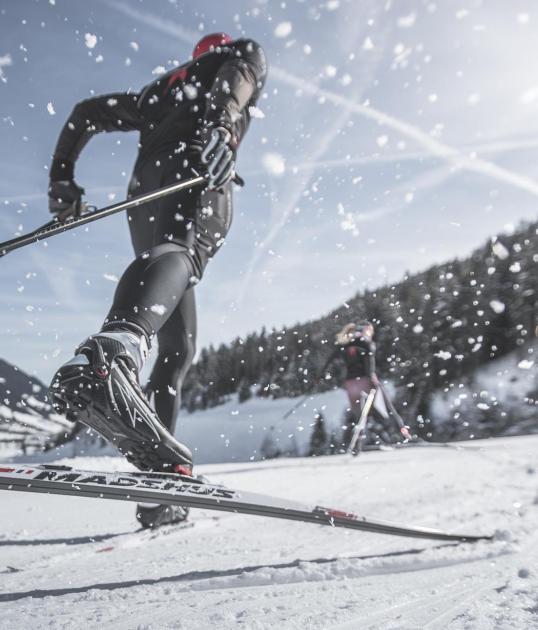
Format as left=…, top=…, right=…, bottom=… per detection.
left=1, top=435, right=538, bottom=629
left=176, top=388, right=346, bottom=463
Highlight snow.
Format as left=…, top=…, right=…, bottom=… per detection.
left=176, top=388, right=345, bottom=464
left=84, top=33, right=97, bottom=49
left=397, top=13, right=417, bottom=28
left=489, top=299, right=506, bottom=314
left=150, top=304, right=166, bottom=316
left=491, top=241, right=510, bottom=260
left=0, top=53, right=13, bottom=79
left=1, top=435, right=538, bottom=628
left=274, top=22, right=292, bottom=38
left=261, top=152, right=286, bottom=176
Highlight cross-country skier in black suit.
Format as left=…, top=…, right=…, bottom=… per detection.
left=323, top=322, right=411, bottom=447
left=48, top=33, right=267, bottom=527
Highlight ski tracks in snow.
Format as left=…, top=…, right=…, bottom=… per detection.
left=1, top=436, right=537, bottom=629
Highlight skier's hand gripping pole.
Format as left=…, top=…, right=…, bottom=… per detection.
left=48, top=179, right=85, bottom=220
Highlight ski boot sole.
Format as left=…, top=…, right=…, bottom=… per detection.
left=50, top=360, right=192, bottom=473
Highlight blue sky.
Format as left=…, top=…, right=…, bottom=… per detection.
left=1, top=0, right=538, bottom=382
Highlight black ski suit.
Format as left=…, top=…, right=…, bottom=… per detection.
left=50, top=39, right=267, bottom=432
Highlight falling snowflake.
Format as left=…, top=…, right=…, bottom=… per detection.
left=262, top=152, right=286, bottom=176
left=248, top=105, right=265, bottom=119
left=324, top=65, right=337, bottom=78
left=274, top=22, right=292, bottom=38
left=397, top=13, right=416, bottom=28
left=183, top=84, right=198, bottom=100
left=85, top=33, right=97, bottom=49
left=150, top=304, right=167, bottom=315
left=489, top=300, right=505, bottom=314
left=0, top=54, right=12, bottom=79
left=491, top=241, right=509, bottom=260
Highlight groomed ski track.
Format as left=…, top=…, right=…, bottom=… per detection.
left=1, top=434, right=537, bottom=629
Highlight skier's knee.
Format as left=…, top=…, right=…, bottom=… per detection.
left=140, top=243, right=201, bottom=284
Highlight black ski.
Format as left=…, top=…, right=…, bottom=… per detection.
left=0, top=464, right=492, bottom=542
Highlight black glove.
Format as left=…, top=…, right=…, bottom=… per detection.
left=48, top=179, right=85, bottom=219
left=200, top=126, right=236, bottom=190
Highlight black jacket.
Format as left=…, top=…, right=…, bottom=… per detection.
left=50, top=39, right=267, bottom=180
left=325, top=336, right=377, bottom=379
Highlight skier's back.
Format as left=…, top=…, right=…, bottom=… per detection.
left=48, top=33, right=267, bottom=527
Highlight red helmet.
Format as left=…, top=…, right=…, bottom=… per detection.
left=192, top=33, right=233, bottom=59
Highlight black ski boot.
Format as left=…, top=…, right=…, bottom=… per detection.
left=49, top=329, right=193, bottom=474
left=136, top=503, right=190, bottom=529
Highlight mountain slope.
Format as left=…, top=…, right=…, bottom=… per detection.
left=0, top=359, right=73, bottom=451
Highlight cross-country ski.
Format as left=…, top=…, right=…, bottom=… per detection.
left=0, top=463, right=491, bottom=542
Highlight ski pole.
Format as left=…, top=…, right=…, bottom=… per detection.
left=282, top=392, right=313, bottom=420
left=348, top=388, right=376, bottom=456
left=0, top=175, right=206, bottom=258
left=281, top=376, right=327, bottom=420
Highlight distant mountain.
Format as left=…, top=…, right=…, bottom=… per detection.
left=0, top=358, right=48, bottom=412
left=0, top=358, right=74, bottom=451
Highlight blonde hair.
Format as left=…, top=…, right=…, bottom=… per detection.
left=335, top=322, right=357, bottom=345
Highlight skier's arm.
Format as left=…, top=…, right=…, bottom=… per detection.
left=366, top=340, right=377, bottom=377
left=203, top=39, right=267, bottom=144
left=320, top=347, right=339, bottom=379
left=50, top=92, right=143, bottom=181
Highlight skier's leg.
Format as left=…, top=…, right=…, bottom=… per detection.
left=103, top=176, right=231, bottom=340
left=102, top=241, right=193, bottom=339
left=50, top=174, right=232, bottom=474
left=147, top=287, right=197, bottom=433
left=136, top=291, right=196, bottom=529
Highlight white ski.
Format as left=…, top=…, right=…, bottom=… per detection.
left=0, top=464, right=491, bottom=542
